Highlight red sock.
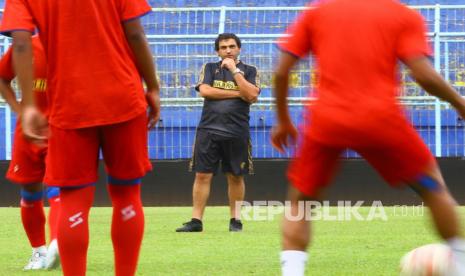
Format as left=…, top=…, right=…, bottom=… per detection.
left=58, top=186, right=95, bottom=276
left=47, top=195, right=60, bottom=241
left=20, top=198, right=46, bottom=248
left=108, top=184, right=144, bottom=276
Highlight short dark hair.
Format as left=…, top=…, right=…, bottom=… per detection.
left=214, top=33, right=241, bottom=51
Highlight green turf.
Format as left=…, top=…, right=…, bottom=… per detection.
left=0, top=207, right=464, bottom=275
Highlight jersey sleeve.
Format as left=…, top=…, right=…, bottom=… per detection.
left=0, top=47, right=15, bottom=81
left=276, top=7, right=315, bottom=58
left=396, top=10, right=431, bottom=61
left=245, top=65, right=261, bottom=91
left=117, top=0, right=152, bottom=22
left=0, top=0, right=35, bottom=36
left=195, top=63, right=214, bottom=91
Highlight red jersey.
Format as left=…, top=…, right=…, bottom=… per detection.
left=0, top=0, right=152, bottom=129
left=0, top=36, right=48, bottom=114
left=278, top=0, right=430, bottom=144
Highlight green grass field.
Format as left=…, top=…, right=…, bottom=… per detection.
left=0, top=207, right=464, bottom=275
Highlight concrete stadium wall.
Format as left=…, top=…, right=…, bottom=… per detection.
left=1, top=159, right=464, bottom=207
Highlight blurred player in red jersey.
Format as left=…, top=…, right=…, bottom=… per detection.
left=273, top=1, right=465, bottom=275
left=0, top=35, right=60, bottom=270
left=0, top=0, right=160, bottom=275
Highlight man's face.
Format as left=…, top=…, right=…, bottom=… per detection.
left=217, top=38, right=240, bottom=61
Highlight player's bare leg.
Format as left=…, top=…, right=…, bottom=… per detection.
left=191, top=172, right=213, bottom=220
left=409, top=163, right=465, bottom=272
left=226, top=173, right=245, bottom=231
left=21, top=182, right=47, bottom=270
left=282, top=186, right=311, bottom=251
left=176, top=172, right=213, bottom=232
left=280, top=186, right=316, bottom=276
left=281, top=185, right=328, bottom=276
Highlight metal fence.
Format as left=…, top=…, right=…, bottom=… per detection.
left=0, top=5, right=464, bottom=159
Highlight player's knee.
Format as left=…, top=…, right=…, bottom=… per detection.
left=195, top=172, right=213, bottom=183
left=410, top=174, right=444, bottom=195
left=287, top=186, right=319, bottom=202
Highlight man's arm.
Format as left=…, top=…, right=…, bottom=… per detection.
left=12, top=31, right=33, bottom=106
left=0, top=46, right=21, bottom=113
left=12, top=31, right=48, bottom=144
left=123, top=18, right=160, bottom=129
left=198, top=84, right=241, bottom=100
left=0, top=79, right=21, bottom=113
left=222, top=58, right=259, bottom=103
left=271, top=52, right=299, bottom=153
left=405, top=57, right=465, bottom=118
left=233, top=73, right=259, bottom=103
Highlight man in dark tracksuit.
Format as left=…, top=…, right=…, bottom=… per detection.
left=177, top=33, right=260, bottom=232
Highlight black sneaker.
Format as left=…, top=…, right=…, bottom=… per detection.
left=176, top=219, right=203, bottom=232
left=229, top=218, right=243, bottom=232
